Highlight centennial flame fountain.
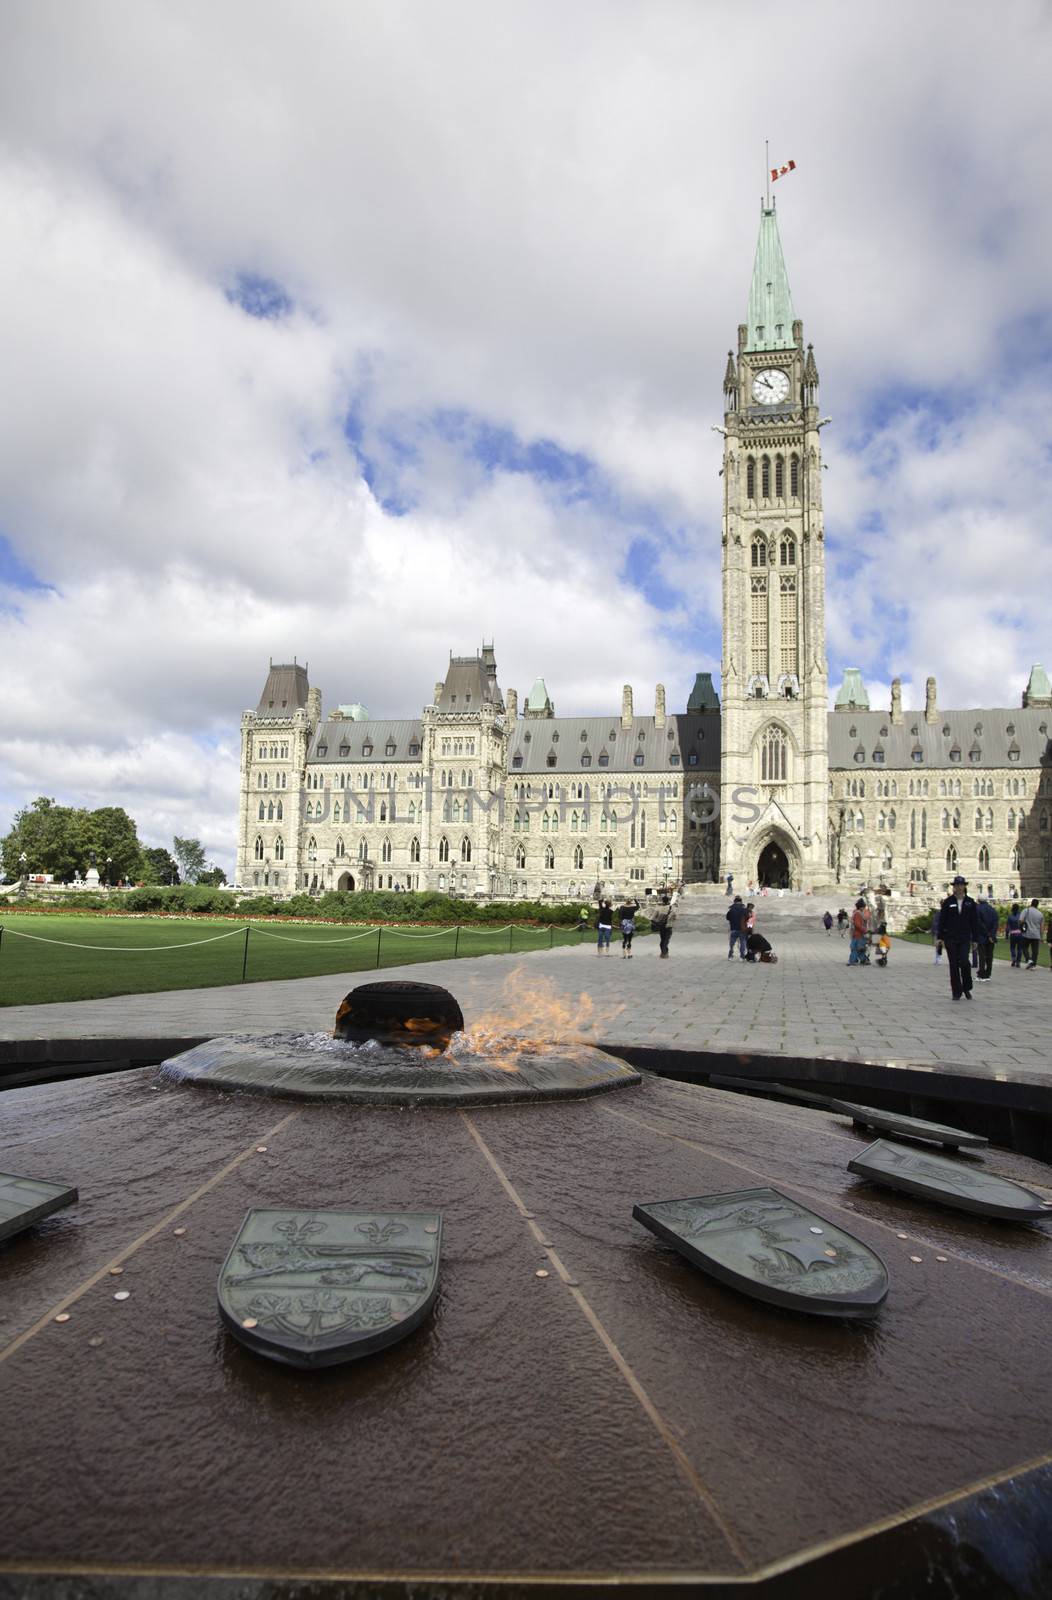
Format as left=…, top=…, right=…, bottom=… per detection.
left=4, top=966, right=1052, bottom=1597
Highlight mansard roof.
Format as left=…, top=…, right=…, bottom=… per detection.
left=506, top=714, right=720, bottom=775
left=437, top=652, right=504, bottom=712
left=827, top=707, right=1052, bottom=771
left=255, top=663, right=309, bottom=719
left=308, top=719, right=423, bottom=763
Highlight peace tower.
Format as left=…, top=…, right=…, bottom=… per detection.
left=718, top=202, right=832, bottom=891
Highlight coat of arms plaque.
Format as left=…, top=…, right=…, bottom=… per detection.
left=218, top=1208, right=442, bottom=1367
left=633, top=1186, right=888, bottom=1319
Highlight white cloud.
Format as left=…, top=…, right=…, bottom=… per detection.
left=0, top=0, right=1050, bottom=871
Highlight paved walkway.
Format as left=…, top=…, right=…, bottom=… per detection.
left=1, top=905, right=1049, bottom=1078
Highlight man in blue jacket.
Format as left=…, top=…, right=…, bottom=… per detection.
left=726, top=895, right=748, bottom=960
left=938, top=875, right=980, bottom=1000
left=975, top=894, right=999, bottom=982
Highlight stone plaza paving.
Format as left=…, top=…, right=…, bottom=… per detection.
left=1, top=899, right=1048, bottom=1077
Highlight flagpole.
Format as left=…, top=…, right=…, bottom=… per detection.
left=765, top=139, right=770, bottom=208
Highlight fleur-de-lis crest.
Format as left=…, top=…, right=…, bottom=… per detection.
left=356, top=1219, right=407, bottom=1246
left=275, top=1216, right=326, bottom=1247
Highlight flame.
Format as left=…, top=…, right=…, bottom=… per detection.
left=446, top=967, right=626, bottom=1072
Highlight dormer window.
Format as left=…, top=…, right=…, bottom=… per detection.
left=873, top=749, right=885, bottom=764
left=512, top=754, right=523, bottom=768
left=385, top=741, right=396, bottom=757
left=598, top=751, right=609, bottom=767
left=580, top=730, right=587, bottom=741
left=949, top=746, right=961, bottom=763
left=634, top=752, right=645, bottom=766
left=362, top=742, right=372, bottom=758
left=338, top=743, right=350, bottom=757
left=317, top=742, right=328, bottom=757
left=912, top=747, right=924, bottom=763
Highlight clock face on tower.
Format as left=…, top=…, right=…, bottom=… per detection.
left=752, top=368, right=791, bottom=406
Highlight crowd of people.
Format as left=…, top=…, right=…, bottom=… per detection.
left=586, top=879, right=1049, bottom=998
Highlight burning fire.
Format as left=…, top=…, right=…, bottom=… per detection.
left=444, top=967, right=626, bottom=1072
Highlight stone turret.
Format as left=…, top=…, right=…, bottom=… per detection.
left=621, top=685, right=633, bottom=730
left=655, top=685, right=666, bottom=729
left=890, top=678, right=903, bottom=725
left=834, top=669, right=869, bottom=712
left=1022, top=664, right=1052, bottom=709
left=687, top=672, right=720, bottom=713
left=306, top=686, right=322, bottom=726
left=505, top=687, right=518, bottom=719
left=925, top=676, right=938, bottom=726
left=434, top=682, right=444, bottom=707
left=524, top=678, right=554, bottom=719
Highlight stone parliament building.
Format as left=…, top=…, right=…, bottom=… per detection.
left=237, top=208, right=1052, bottom=904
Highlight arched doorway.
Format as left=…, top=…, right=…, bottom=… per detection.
left=757, top=840, right=790, bottom=889
left=337, top=872, right=355, bottom=892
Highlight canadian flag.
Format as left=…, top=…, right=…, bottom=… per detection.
left=771, top=160, right=796, bottom=181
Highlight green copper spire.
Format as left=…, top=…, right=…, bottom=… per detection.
left=744, top=205, right=795, bottom=352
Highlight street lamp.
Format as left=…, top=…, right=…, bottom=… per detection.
left=866, top=849, right=876, bottom=892
left=19, top=851, right=27, bottom=885
left=105, top=856, right=112, bottom=887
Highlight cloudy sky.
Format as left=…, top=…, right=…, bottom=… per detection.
left=2, top=0, right=1050, bottom=874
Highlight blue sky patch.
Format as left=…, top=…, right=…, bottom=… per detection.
left=225, top=272, right=294, bottom=319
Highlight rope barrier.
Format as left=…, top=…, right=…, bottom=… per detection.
left=247, top=925, right=380, bottom=946
left=1, top=926, right=247, bottom=952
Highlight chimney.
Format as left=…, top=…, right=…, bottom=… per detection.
left=654, top=684, right=666, bottom=729
left=890, top=678, right=903, bottom=725
left=925, top=676, right=938, bottom=726
left=306, top=686, right=322, bottom=727
left=506, top=687, right=518, bottom=719
left=434, top=681, right=444, bottom=707
left=621, top=685, right=634, bottom=730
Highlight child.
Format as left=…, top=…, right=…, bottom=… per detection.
left=875, top=929, right=891, bottom=968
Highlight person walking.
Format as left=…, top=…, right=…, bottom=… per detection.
left=1020, top=899, right=1045, bottom=970
left=725, top=872, right=734, bottom=897
left=975, top=894, right=999, bottom=982
left=652, top=897, right=675, bottom=959
left=939, top=875, right=980, bottom=1000
left=617, top=897, right=640, bottom=959
left=1006, top=902, right=1024, bottom=968
left=596, top=899, right=614, bottom=956
left=847, top=899, right=870, bottom=966
left=836, top=908, right=848, bottom=937
left=726, top=895, right=748, bottom=960
left=822, top=911, right=834, bottom=935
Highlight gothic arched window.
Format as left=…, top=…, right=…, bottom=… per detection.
left=603, top=845, right=613, bottom=870
left=275, top=836, right=284, bottom=860
left=515, top=842, right=526, bottom=869
left=751, top=538, right=767, bottom=568
left=978, top=844, right=990, bottom=870
left=381, top=837, right=392, bottom=863
left=760, top=725, right=788, bottom=783
left=254, top=835, right=264, bottom=860
left=946, top=845, right=958, bottom=872
left=410, top=836, right=421, bottom=862
left=544, top=845, right=555, bottom=869
left=461, top=837, right=471, bottom=862
left=790, top=453, right=800, bottom=498
left=780, top=535, right=796, bottom=566
left=746, top=457, right=756, bottom=499
left=761, top=456, right=771, bottom=498
left=438, top=836, right=450, bottom=862
left=775, top=455, right=784, bottom=497
left=573, top=845, right=584, bottom=870
left=307, top=836, right=317, bottom=862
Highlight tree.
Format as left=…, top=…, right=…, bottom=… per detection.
left=141, top=847, right=181, bottom=886
left=173, top=836, right=208, bottom=884
left=82, top=807, right=144, bottom=884
left=1, top=798, right=84, bottom=882
left=196, top=865, right=228, bottom=886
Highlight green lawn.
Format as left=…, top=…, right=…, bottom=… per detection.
left=896, top=931, right=1051, bottom=969
left=0, top=915, right=589, bottom=1008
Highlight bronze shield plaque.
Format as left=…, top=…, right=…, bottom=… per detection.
left=848, top=1140, right=1052, bottom=1221
left=634, top=1187, right=888, bottom=1320
left=218, top=1208, right=442, bottom=1367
